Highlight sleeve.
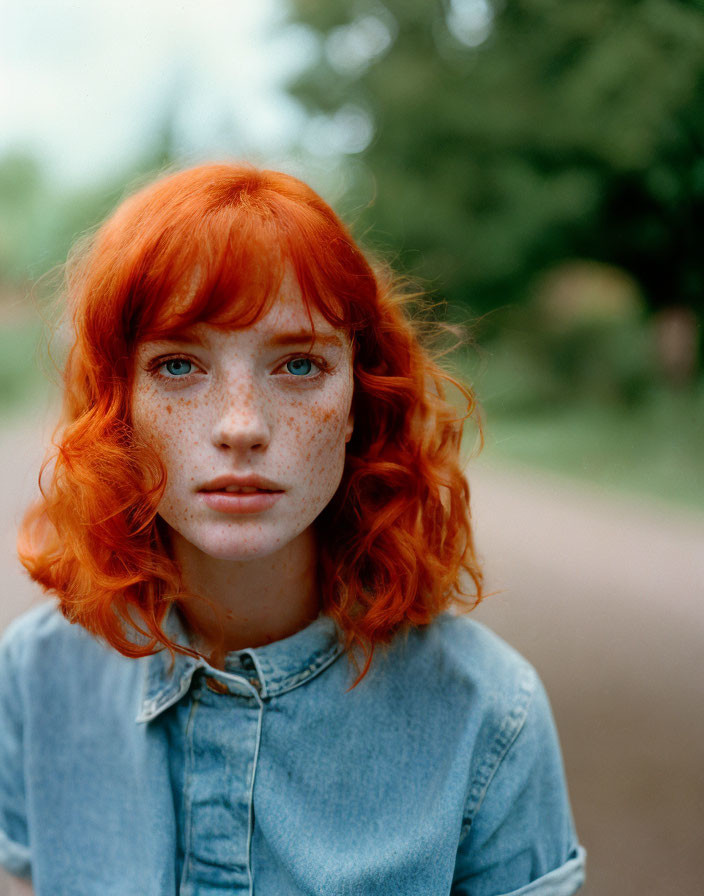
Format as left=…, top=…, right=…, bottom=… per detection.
left=0, top=626, right=32, bottom=880
left=452, top=668, right=586, bottom=896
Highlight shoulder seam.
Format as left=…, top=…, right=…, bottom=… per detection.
left=458, top=662, right=537, bottom=843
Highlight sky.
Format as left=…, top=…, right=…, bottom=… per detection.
left=0, top=0, right=314, bottom=186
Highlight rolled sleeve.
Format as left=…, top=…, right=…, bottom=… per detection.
left=0, top=625, right=31, bottom=879
left=452, top=668, right=586, bottom=895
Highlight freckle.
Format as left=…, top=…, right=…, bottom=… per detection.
left=166, top=405, right=172, bottom=414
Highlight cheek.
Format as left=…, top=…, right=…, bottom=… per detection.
left=300, top=399, right=351, bottom=466
left=276, top=399, right=347, bottom=476
left=132, top=391, right=157, bottom=439
left=316, top=404, right=346, bottom=441
left=130, top=388, right=180, bottom=464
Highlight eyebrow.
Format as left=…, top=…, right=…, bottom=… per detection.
left=265, top=330, right=343, bottom=348
left=152, top=328, right=344, bottom=349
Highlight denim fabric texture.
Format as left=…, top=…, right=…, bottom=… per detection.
left=0, top=601, right=585, bottom=895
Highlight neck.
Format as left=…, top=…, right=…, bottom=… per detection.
left=170, top=526, right=321, bottom=668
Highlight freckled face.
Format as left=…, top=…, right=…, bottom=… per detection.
left=130, top=282, right=354, bottom=561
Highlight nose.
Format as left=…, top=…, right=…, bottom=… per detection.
left=210, top=379, right=272, bottom=453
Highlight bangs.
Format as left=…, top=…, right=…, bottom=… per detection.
left=133, top=209, right=288, bottom=343
left=107, top=165, right=378, bottom=348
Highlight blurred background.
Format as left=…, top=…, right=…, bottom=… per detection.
left=1, top=1, right=702, bottom=893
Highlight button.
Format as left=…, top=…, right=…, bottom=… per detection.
left=204, top=676, right=230, bottom=695
left=248, top=677, right=261, bottom=693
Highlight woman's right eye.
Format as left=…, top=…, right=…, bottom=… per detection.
left=147, top=356, right=196, bottom=380
left=162, top=358, right=193, bottom=377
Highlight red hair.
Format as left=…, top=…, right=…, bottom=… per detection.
left=17, top=162, right=483, bottom=687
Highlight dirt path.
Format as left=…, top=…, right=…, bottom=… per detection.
left=2, top=402, right=703, bottom=895
left=468, top=459, right=704, bottom=896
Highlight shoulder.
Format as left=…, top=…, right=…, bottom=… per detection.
left=429, top=617, right=585, bottom=892
left=0, top=601, right=135, bottom=703
left=422, top=610, right=534, bottom=681
left=385, top=612, right=557, bottom=816
left=2, top=599, right=73, bottom=644
left=392, top=610, right=539, bottom=725
left=0, top=600, right=96, bottom=668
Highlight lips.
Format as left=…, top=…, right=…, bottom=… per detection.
left=199, top=488, right=284, bottom=514
left=207, top=486, right=275, bottom=494
left=199, top=474, right=284, bottom=493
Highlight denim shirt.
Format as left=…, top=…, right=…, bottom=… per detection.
left=0, top=601, right=585, bottom=895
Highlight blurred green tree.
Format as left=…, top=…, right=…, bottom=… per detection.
left=0, top=153, right=48, bottom=285
left=0, top=101, right=181, bottom=300
left=284, top=0, right=704, bottom=324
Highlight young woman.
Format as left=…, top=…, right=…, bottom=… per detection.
left=0, top=163, right=586, bottom=895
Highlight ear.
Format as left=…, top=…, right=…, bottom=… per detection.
left=345, top=408, right=354, bottom=443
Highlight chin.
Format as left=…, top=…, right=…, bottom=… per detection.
left=175, top=520, right=302, bottom=561
left=191, top=535, right=287, bottom=561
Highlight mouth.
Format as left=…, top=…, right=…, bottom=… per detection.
left=198, top=488, right=285, bottom=514
left=199, top=474, right=285, bottom=493
left=201, top=487, right=283, bottom=494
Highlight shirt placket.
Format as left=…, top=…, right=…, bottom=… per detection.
left=179, top=657, right=263, bottom=896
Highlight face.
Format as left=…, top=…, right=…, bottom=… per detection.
left=130, top=273, right=354, bottom=563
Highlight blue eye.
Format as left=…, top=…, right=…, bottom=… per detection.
left=163, top=358, right=192, bottom=377
left=286, top=357, right=316, bottom=376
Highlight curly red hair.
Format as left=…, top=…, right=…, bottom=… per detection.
left=17, top=162, right=483, bottom=687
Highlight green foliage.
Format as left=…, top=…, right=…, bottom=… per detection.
left=467, top=377, right=704, bottom=510
left=0, top=153, right=48, bottom=283
left=0, top=153, right=128, bottom=297
left=464, top=312, right=657, bottom=413
left=0, top=319, right=48, bottom=413
left=456, top=320, right=704, bottom=509
left=0, top=110, right=182, bottom=297
left=284, top=0, right=704, bottom=322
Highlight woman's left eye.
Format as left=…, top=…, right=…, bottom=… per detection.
left=284, top=357, right=321, bottom=377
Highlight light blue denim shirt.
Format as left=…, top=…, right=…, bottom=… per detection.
left=0, top=601, right=585, bottom=895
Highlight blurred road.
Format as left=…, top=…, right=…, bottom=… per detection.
left=468, top=460, right=704, bottom=896
left=1, top=401, right=703, bottom=895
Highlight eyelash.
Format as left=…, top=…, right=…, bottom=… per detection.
left=145, top=353, right=331, bottom=385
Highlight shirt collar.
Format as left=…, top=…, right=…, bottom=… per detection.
left=136, top=603, right=345, bottom=723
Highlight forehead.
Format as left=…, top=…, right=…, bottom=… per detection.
left=251, top=274, right=338, bottom=332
